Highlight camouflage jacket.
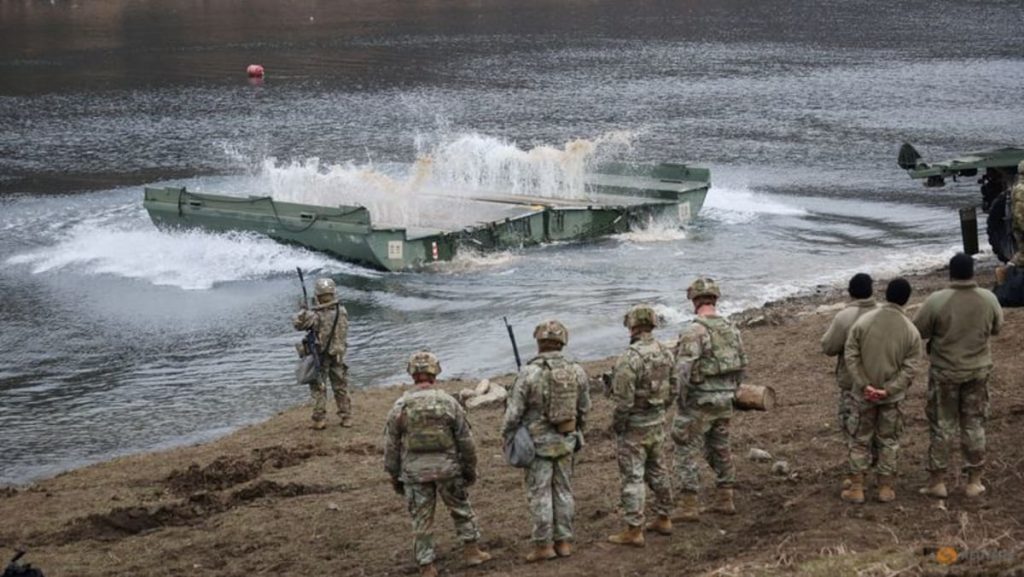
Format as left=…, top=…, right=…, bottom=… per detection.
left=844, top=303, right=923, bottom=405
left=820, top=298, right=877, bottom=390
left=502, top=351, right=591, bottom=459
left=913, top=280, right=1003, bottom=378
left=674, top=314, right=747, bottom=406
left=1013, top=180, right=1024, bottom=235
left=293, top=301, right=348, bottom=360
left=383, top=387, right=477, bottom=483
left=611, top=333, right=677, bottom=431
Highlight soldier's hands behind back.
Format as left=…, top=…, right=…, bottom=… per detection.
left=462, top=468, right=478, bottom=486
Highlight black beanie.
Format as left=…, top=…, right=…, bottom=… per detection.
left=886, top=278, right=912, bottom=306
left=949, top=253, right=974, bottom=281
left=848, top=273, right=873, bottom=299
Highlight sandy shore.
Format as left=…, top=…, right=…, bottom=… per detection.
left=2, top=264, right=1023, bottom=577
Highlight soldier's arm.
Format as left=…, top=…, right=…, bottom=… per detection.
left=667, top=345, right=680, bottom=407
left=502, top=370, right=529, bottom=440
left=383, top=403, right=404, bottom=479
left=991, top=294, right=1004, bottom=336
left=820, top=311, right=848, bottom=356
left=575, top=365, right=592, bottom=433
left=883, top=328, right=924, bottom=397
left=292, top=310, right=317, bottom=331
left=843, top=323, right=871, bottom=390
left=911, top=298, right=934, bottom=341
left=452, top=402, right=478, bottom=474
left=336, top=306, right=350, bottom=350
left=609, top=352, right=638, bottom=433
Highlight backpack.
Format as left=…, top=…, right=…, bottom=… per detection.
left=540, top=357, right=579, bottom=433
left=402, top=392, right=455, bottom=453
left=633, top=340, right=674, bottom=408
left=693, top=317, right=747, bottom=377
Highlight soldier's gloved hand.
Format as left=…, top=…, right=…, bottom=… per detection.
left=462, top=468, right=478, bottom=486
left=391, top=478, right=404, bottom=495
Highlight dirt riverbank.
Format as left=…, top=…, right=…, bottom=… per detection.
left=2, top=265, right=1023, bottom=577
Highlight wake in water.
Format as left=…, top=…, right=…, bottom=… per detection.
left=702, top=185, right=808, bottom=224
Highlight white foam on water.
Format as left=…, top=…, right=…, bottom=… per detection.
left=423, top=246, right=521, bottom=274
left=6, top=223, right=362, bottom=290
left=612, top=215, right=689, bottom=243
left=702, top=185, right=809, bottom=224
left=233, top=131, right=639, bottom=229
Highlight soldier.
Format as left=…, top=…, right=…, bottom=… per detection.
left=383, top=352, right=492, bottom=577
left=1013, top=160, right=1024, bottom=267
left=820, top=273, right=877, bottom=488
left=607, top=305, right=676, bottom=547
left=292, top=277, right=351, bottom=429
left=842, top=278, right=923, bottom=504
left=502, top=320, right=591, bottom=562
left=913, top=254, right=1003, bottom=499
left=672, top=278, right=748, bottom=521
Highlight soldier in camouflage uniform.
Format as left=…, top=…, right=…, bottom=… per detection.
left=820, top=273, right=877, bottom=489
left=843, top=278, right=923, bottom=504
left=384, top=352, right=492, bottom=577
left=607, top=305, right=676, bottom=547
left=293, top=277, right=351, bottom=430
left=1013, top=160, right=1024, bottom=267
left=913, top=254, right=1003, bottom=500
left=502, top=320, right=591, bottom=562
left=672, top=278, right=747, bottom=521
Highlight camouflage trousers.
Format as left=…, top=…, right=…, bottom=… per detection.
left=926, top=369, right=990, bottom=472
left=524, top=454, right=575, bottom=545
left=672, top=401, right=735, bottom=493
left=405, top=478, right=481, bottom=566
left=616, top=425, right=673, bottom=526
left=836, top=389, right=857, bottom=444
left=847, top=402, right=903, bottom=476
left=309, top=358, right=350, bottom=422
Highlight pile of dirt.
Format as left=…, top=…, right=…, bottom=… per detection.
left=164, top=444, right=329, bottom=494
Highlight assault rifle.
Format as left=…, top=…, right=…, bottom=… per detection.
left=3, top=550, right=45, bottom=577
left=503, top=316, right=522, bottom=370
left=296, top=267, right=322, bottom=371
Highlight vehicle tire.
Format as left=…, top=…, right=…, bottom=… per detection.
left=986, top=192, right=1017, bottom=262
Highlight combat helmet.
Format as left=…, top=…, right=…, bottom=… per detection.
left=623, top=304, right=659, bottom=329
left=687, top=277, right=721, bottom=301
left=407, top=351, right=442, bottom=377
left=533, top=320, right=569, bottom=345
left=314, top=278, right=337, bottom=298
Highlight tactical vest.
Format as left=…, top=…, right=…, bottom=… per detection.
left=632, top=340, right=673, bottom=409
left=536, top=356, right=579, bottom=433
left=402, top=392, right=455, bottom=453
left=693, top=316, right=747, bottom=377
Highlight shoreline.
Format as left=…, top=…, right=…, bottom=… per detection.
left=2, top=259, right=1022, bottom=576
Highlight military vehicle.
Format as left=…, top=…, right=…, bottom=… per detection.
left=898, top=143, right=1023, bottom=261
left=143, top=162, right=710, bottom=271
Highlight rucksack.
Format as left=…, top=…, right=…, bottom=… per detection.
left=633, top=340, right=673, bottom=408
left=540, top=357, right=579, bottom=433
left=402, top=392, right=455, bottom=453
left=693, top=317, right=747, bottom=377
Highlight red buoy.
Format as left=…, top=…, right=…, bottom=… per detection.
left=246, top=64, right=265, bottom=78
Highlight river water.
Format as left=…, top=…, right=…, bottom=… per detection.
left=2, top=0, right=1023, bottom=485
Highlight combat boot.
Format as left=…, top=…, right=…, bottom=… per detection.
left=841, top=473, right=865, bottom=504
left=339, top=415, right=353, bottom=428
left=525, top=543, right=557, bottom=563
left=418, top=563, right=438, bottom=577
left=311, top=419, right=327, bottom=431
left=463, top=542, right=492, bottom=566
left=554, top=540, right=572, bottom=558
left=918, top=470, right=948, bottom=499
left=674, top=493, right=700, bottom=523
left=607, top=524, right=645, bottom=547
left=710, top=487, right=736, bottom=515
left=965, top=470, right=986, bottom=498
left=877, top=475, right=896, bottom=503
left=646, top=514, right=673, bottom=536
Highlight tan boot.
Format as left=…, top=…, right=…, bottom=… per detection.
left=463, top=542, right=492, bottom=566
left=918, top=470, right=948, bottom=499
left=525, top=543, right=557, bottom=563
left=674, top=493, right=700, bottom=523
left=710, top=487, right=736, bottom=515
left=841, top=473, right=865, bottom=504
left=841, top=477, right=853, bottom=490
left=339, top=415, right=353, bottom=428
left=311, top=419, right=327, bottom=431
left=419, top=563, right=438, bottom=577
left=965, top=469, right=986, bottom=498
left=554, top=540, right=572, bottom=558
left=646, top=514, right=673, bottom=536
left=877, top=475, right=896, bottom=503
left=607, top=524, right=645, bottom=547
